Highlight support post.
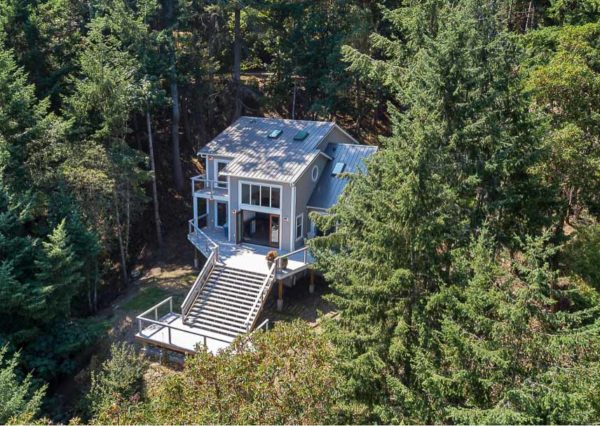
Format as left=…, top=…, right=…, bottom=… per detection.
left=194, top=248, right=199, bottom=269
left=309, top=269, right=315, bottom=294
left=277, top=279, right=284, bottom=311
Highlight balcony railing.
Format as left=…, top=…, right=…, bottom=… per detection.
left=191, top=175, right=228, bottom=195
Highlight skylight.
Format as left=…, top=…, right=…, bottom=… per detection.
left=293, top=130, right=309, bottom=141
left=268, top=129, right=283, bottom=139
left=332, top=162, right=345, bottom=176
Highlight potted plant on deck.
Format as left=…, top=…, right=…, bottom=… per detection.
left=266, top=250, right=277, bottom=269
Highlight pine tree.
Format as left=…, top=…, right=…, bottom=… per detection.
left=35, top=219, right=84, bottom=321
left=0, top=347, right=46, bottom=424
left=311, top=1, right=564, bottom=422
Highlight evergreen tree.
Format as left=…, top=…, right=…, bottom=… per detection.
left=35, top=219, right=84, bottom=321
left=311, top=1, right=566, bottom=422
left=0, top=347, right=46, bottom=424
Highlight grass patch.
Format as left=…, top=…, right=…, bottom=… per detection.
left=122, top=287, right=170, bottom=312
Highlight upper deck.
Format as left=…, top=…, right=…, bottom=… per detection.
left=187, top=221, right=313, bottom=280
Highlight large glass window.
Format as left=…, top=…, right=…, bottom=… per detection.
left=251, top=185, right=260, bottom=205
left=241, top=183, right=281, bottom=210
left=260, top=186, right=270, bottom=207
left=271, top=187, right=280, bottom=208
left=242, top=184, right=250, bottom=204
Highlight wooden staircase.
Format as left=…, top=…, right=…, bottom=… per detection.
left=183, top=264, right=271, bottom=339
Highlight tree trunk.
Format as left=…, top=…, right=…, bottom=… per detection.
left=166, top=0, right=184, bottom=191
left=232, top=5, right=242, bottom=119
left=113, top=190, right=128, bottom=286
left=146, top=110, right=163, bottom=248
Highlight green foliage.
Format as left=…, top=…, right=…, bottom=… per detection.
left=563, top=224, right=600, bottom=290
left=0, top=347, right=46, bottom=424
left=86, top=343, right=147, bottom=422
left=93, top=322, right=342, bottom=424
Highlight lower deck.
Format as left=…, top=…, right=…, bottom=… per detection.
left=135, top=312, right=233, bottom=354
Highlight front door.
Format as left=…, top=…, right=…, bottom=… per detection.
left=269, top=214, right=280, bottom=247
left=235, top=210, right=243, bottom=244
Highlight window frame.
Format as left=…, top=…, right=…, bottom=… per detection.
left=239, top=181, right=283, bottom=214
left=311, top=165, right=319, bottom=182
left=214, top=160, right=229, bottom=189
left=295, top=213, right=304, bottom=241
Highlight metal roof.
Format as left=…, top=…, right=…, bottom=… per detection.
left=198, top=116, right=336, bottom=183
left=307, top=143, right=377, bottom=210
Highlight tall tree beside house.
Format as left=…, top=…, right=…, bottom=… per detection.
left=310, top=1, right=591, bottom=422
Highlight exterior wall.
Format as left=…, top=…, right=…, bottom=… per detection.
left=227, top=176, right=294, bottom=252
left=319, top=126, right=357, bottom=149
left=293, top=154, right=329, bottom=250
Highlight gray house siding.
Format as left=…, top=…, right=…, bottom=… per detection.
left=292, top=154, right=329, bottom=250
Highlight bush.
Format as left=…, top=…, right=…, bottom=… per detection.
left=86, top=343, right=147, bottom=423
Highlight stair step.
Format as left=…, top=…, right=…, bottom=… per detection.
left=211, top=269, right=266, bottom=285
left=208, top=275, right=263, bottom=290
left=190, top=309, right=249, bottom=329
left=188, top=316, right=247, bottom=336
left=185, top=320, right=241, bottom=338
left=190, top=300, right=256, bottom=319
left=196, top=290, right=256, bottom=309
left=215, top=265, right=267, bottom=280
left=202, top=285, right=259, bottom=303
left=205, top=280, right=263, bottom=298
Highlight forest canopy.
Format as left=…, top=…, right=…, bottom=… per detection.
left=0, top=0, right=599, bottom=424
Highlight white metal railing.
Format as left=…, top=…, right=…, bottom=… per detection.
left=188, top=219, right=220, bottom=258
left=191, top=175, right=228, bottom=194
left=136, top=297, right=231, bottom=349
left=181, top=250, right=217, bottom=322
left=244, top=262, right=277, bottom=331
left=275, top=246, right=310, bottom=268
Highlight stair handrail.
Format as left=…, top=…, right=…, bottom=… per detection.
left=188, top=219, right=220, bottom=262
left=244, top=262, right=277, bottom=330
left=181, top=250, right=217, bottom=322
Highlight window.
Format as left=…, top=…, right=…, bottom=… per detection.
left=216, top=202, right=227, bottom=227
left=260, top=186, right=270, bottom=207
left=242, top=184, right=250, bottom=204
left=268, top=129, right=282, bottom=139
left=215, top=160, right=228, bottom=188
left=241, top=182, right=282, bottom=210
left=296, top=214, right=304, bottom=240
left=294, top=130, right=309, bottom=141
left=311, top=165, right=319, bottom=182
left=332, top=162, right=345, bottom=176
left=271, top=187, right=280, bottom=208
left=251, top=185, right=260, bottom=205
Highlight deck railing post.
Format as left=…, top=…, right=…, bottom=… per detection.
left=168, top=326, right=172, bottom=345
left=169, top=297, right=173, bottom=313
left=138, top=318, right=142, bottom=333
left=154, top=307, right=158, bottom=321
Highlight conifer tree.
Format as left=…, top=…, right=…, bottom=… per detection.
left=35, top=219, right=84, bottom=321
left=0, top=347, right=46, bottom=424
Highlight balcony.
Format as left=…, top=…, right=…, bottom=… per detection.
left=191, top=175, right=228, bottom=200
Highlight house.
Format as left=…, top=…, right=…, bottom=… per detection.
left=135, top=117, right=377, bottom=354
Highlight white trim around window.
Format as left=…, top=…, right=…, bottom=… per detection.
left=238, top=180, right=283, bottom=214
left=214, top=159, right=229, bottom=188
left=295, top=213, right=304, bottom=241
